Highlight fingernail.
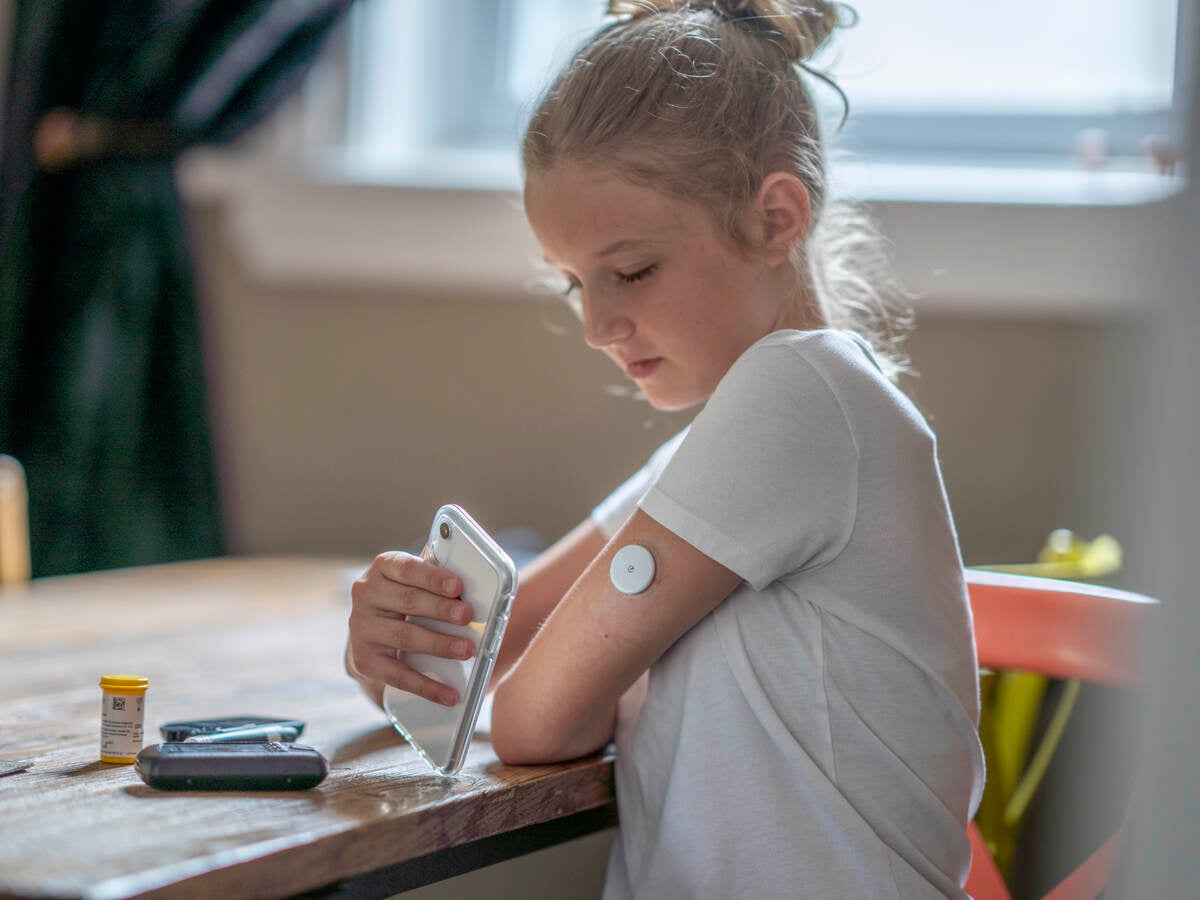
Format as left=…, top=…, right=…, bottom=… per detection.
left=443, top=577, right=459, bottom=595
left=441, top=690, right=458, bottom=706
left=457, top=604, right=473, bottom=624
left=452, top=639, right=471, bottom=658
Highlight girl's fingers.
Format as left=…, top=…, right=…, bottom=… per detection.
left=358, top=643, right=461, bottom=707
left=351, top=556, right=472, bottom=625
left=385, top=617, right=476, bottom=660
left=348, top=605, right=476, bottom=664
left=375, top=551, right=462, bottom=597
left=346, top=551, right=476, bottom=702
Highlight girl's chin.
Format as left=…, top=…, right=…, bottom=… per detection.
left=616, top=361, right=709, bottom=411
left=641, top=386, right=707, bottom=413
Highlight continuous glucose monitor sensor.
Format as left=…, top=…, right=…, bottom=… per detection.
left=611, top=544, right=655, bottom=595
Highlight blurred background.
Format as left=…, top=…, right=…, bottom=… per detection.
left=1, top=1, right=1196, bottom=897
left=188, top=0, right=1186, bottom=578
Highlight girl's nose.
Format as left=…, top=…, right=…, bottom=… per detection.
left=582, top=292, right=634, bottom=348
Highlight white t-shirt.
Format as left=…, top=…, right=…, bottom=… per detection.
left=593, top=329, right=984, bottom=899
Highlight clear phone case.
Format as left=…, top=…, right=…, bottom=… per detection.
left=383, top=504, right=517, bottom=775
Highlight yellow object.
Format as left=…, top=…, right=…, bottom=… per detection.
left=99, top=674, right=150, bottom=764
left=99, top=675, right=149, bottom=693
left=981, top=528, right=1122, bottom=580
left=1004, top=678, right=1080, bottom=829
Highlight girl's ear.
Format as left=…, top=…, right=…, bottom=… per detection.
left=756, top=173, right=811, bottom=267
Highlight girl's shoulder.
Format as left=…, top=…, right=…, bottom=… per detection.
left=720, top=327, right=930, bottom=442
left=723, top=328, right=890, bottom=402
left=746, top=328, right=883, bottom=375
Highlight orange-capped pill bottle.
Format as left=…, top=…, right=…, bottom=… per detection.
left=99, top=674, right=149, bottom=763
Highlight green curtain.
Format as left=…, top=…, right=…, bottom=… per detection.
left=0, top=0, right=354, bottom=576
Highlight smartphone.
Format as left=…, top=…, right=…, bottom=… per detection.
left=383, top=504, right=517, bottom=776
left=134, top=742, right=328, bottom=790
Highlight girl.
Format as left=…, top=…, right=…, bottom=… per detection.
left=347, top=1, right=985, bottom=896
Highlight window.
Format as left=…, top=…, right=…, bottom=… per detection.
left=825, top=0, right=1179, bottom=164
left=345, top=0, right=602, bottom=186
left=345, top=0, right=1183, bottom=192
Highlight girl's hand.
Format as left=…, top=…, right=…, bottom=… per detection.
left=346, top=551, right=476, bottom=707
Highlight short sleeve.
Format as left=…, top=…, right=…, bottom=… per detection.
left=591, top=428, right=690, bottom=540
left=639, top=342, right=859, bottom=590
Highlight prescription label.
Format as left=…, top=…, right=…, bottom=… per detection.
left=101, top=693, right=145, bottom=761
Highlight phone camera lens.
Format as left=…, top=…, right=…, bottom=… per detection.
left=440, top=522, right=451, bottom=539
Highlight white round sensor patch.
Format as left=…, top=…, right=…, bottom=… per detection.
left=610, top=544, right=655, bottom=595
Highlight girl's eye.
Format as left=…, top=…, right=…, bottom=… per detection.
left=562, top=278, right=581, bottom=297
left=619, top=264, right=657, bottom=285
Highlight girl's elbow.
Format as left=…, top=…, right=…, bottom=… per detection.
left=490, top=684, right=580, bottom=765
left=491, top=694, right=552, bottom=764
left=491, top=725, right=544, bottom=766
left=492, top=727, right=596, bottom=766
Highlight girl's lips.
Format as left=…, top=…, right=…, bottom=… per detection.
left=625, top=357, right=662, bottom=379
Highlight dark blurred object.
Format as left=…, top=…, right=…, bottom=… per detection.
left=0, top=0, right=354, bottom=576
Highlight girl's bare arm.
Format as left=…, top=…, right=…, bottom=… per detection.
left=491, top=518, right=608, bottom=687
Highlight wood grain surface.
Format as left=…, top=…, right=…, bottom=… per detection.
left=0, top=557, right=615, bottom=899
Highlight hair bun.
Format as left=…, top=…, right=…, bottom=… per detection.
left=607, top=0, right=843, bottom=63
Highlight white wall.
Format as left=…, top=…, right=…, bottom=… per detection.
left=188, top=194, right=1159, bottom=583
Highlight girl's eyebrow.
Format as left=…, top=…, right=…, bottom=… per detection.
left=542, top=238, right=659, bottom=268
left=595, top=238, right=657, bottom=259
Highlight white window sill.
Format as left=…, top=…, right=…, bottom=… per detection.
left=309, top=145, right=1184, bottom=207
left=180, top=147, right=1184, bottom=318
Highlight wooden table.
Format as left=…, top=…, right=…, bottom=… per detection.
left=0, top=557, right=616, bottom=899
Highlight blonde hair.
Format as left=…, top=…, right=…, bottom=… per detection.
left=523, top=0, right=912, bottom=379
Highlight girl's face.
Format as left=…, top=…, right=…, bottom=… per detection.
left=524, top=163, right=803, bottom=411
